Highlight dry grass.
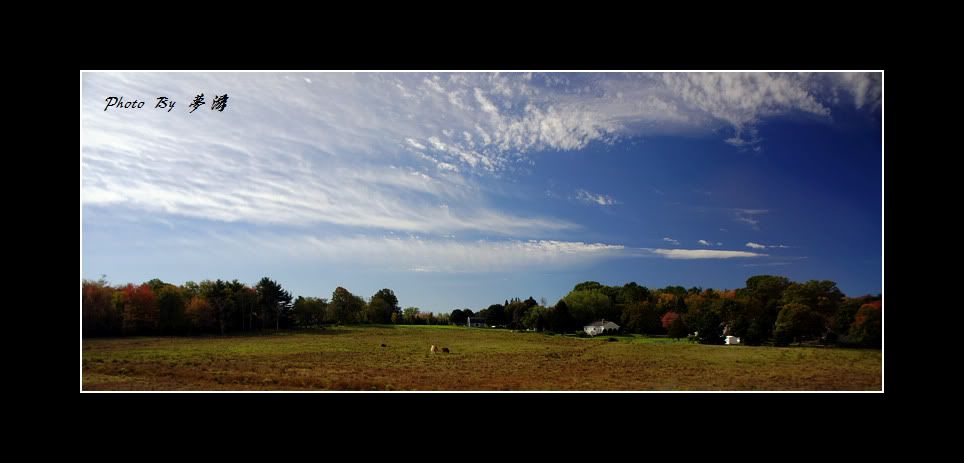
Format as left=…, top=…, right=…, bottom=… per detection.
left=82, top=325, right=882, bottom=391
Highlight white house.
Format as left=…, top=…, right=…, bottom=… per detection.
left=722, top=324, right=741, bottom=345
left=583, top=320, right=620, bottom=336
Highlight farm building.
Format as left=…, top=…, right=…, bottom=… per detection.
left=721, top=324, right=741, bottom=345
left=583, top=320, right=620, bottom=336
left=467, top=316, right=488, bottom=327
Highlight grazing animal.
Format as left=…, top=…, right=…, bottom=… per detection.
left=381, top=344, right=387, bottom=347
left=430, top=344, right=438, bottom=353
left=441, top=347, right=450, bottom=353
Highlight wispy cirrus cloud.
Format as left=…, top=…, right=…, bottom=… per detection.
left=732, top=208, right=768, bottom=229
left=173, top=232, right=627, bottom=273
left=646, top=248, right=767, bottom=260
left=827, top=72, right=883, bottom=110
left=116, top=227, right=769, bottom=273
left=575, top=189, right=618, bottom=206
left=741, top=262, right=792, bottom=267
left=83, top=71, right=867, bottom=286
left=659, top=73, right=827, bottom=147
left=84, top=72, right=878, bottom=237
left=746, top=242, right=790, bottom=250
left=697, top=239, right=722, bottom=246
left=83, top=73, right=583, bottom=236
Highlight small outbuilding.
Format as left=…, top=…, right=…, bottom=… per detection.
left=467, top=316, right=488, bottom=328
left=584, top=319, right=620, bottom=336
left=725, top=335, right=741, bottom=345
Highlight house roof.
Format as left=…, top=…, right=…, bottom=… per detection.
left=585, top=320, right=620, bottom=328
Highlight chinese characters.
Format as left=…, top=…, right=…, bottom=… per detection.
left=103, top=94, right=229, bottom=113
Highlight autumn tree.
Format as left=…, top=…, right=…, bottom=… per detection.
left=186, top=296, right=216, bottom=333
left=661, top=311, right=681, bottom=331
left=121, top=283, right=158, bottom=335
left=83, top=279, right=121, bottom=337
left=655, top=292, right=680, bottom=316
left=835, top=295, right=879, bottom=337
left=849, top=301, right=882, bottom=347
left=145, top=278, right=170, bottom=294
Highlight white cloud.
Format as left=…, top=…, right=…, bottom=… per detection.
left=82, top=73, right=585, bottom=235
left=663, top=237, right=680, bottom=245
left=428, top=136, right=447, bottom=151
left=742, top=262, right=792, bottom=267
left=733, top=208, right=768, bottom=229
left=87, top=73, right=879, bottom=179
left=648, top=248, right=766, bottom=259
left=575, top=189, right=617, bottom=206
left=474, top=87, right=500, bottom=115
left=136, top=228, right=766, bottom=271
left=828, top=72, right=882, bottom=110
left=660, top=72, right=834, bottom=147
left=746, top=242, right=790, bottom=250
left=82, top=72, right=878, bottom=239
left=82, top=141, right=574, bottom=235
left=206, top=233, right=626, bottom=273
left=436, top=162, right=459, bottom=172
left=406, top=138, right=426, bottom=150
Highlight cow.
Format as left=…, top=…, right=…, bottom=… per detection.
left=430, top=344, right=438, bottom=353
left=441, top=347, right=450, bottom=353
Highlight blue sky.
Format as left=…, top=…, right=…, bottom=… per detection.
left=81, top=72, right=882, bottom=313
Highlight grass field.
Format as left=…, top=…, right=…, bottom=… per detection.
left=81, top=325, right=882, bottom=391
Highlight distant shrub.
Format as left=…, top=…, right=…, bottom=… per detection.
left=607, top=337, right=618, bottom=342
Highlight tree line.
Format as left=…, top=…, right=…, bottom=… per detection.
left=82, top=275, right=881, bottom=347
left=450, top=276, right=880, bottom=347
left=82, top=277, right=411, bottom=337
